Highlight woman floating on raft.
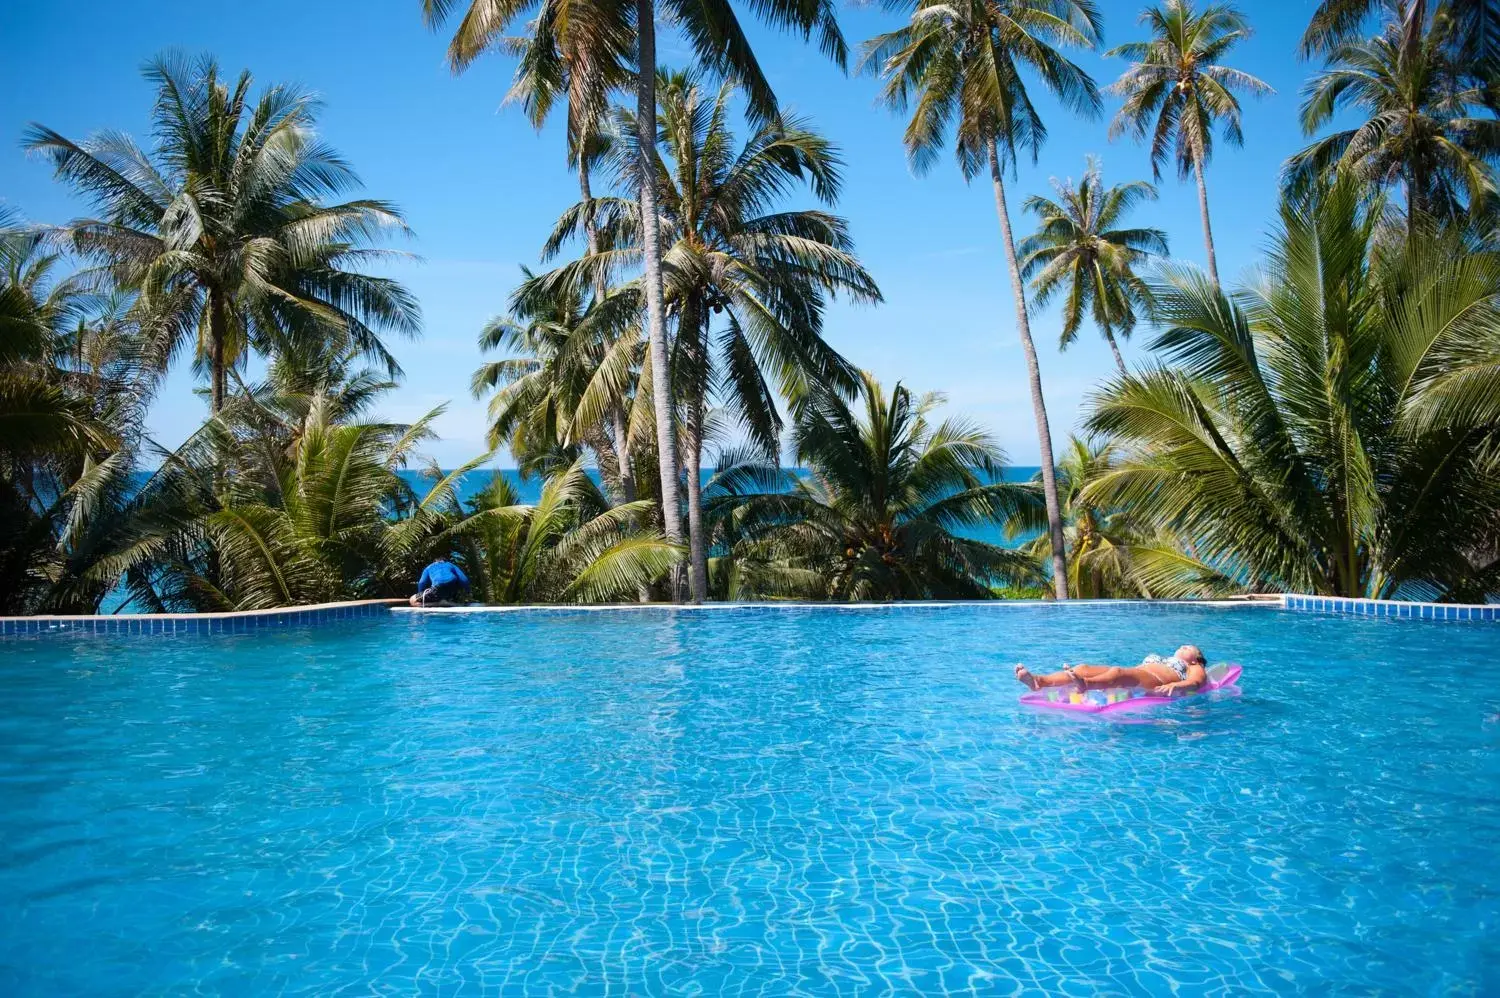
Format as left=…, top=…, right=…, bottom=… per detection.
left=1015, top=645, right=1210, bottom=698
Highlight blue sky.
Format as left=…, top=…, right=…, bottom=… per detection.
left=1, top=0, right=1325, bottom=467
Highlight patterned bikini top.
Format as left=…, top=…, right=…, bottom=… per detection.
left=1142, top=653, right=1190, bottom=680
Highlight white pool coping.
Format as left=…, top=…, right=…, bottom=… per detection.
left=390, top=596, right=1282, bottom=614
left=4, top=592, right=1494, bottom=636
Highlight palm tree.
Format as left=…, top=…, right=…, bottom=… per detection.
left=471, top=271, right=642, bottom=492
left=0, top=213, right=121, bottom=461
left=541, top=71, right=880, bottom=601
left=628, top=0, right=848, bottom=598
left=0, top=210, right=161, bottom=615
left=90, top=351, right=677, bottom=610
left=423, top=0, right=848, bottom=601
left=25, top=53, right=419, bottom=414
left=1005, top=436, right=1142, bottom=597
left=94, top=383, right=447, bottom=610
left=1002, top=435, right=1237, bottom=597
left=421, top=0, right=639, bottom=497
left=1301, top=0, right=1499, bottom=77
left=1017, top=159, right=1168, bottom=375
left=452, top=457, right=679, bottom=603
left=704, top=371, right=1042, bottom=600
left=860, top=0, right=1104, bottom=600
left=1287, top=15, right=1500, bottom=225
left=1083, top=178, right=1500, bottom=601
left=1105, top=0, right=1272, bottom=287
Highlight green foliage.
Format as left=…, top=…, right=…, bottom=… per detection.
left=1106, top=0, right=1272, bottom=181
left=859, top=0, right=1103, bottom=178
left=530, top=71, right=881, bottom=456
left=1301, top=0, right=1500, bottom=77
left=472, top=269, right=640, bottom=485
left=90, top=365, right=677, bottom=610
left=1004, top=435, right=1238, bottom=598
left=426, top=0, right=846, bottom=127
left=1288, top=10, right=1499, bottom=222
left=91, top=367, right=442, bottom=610
left=8, top=8, right=1500, bottom=615
left=1018, top=159, right=1169, bottom=371
left=422, top=0, right=632, bottom=164
left=705, top=372, right=1043, bottom=600
left=26, top=54, right=420, bottom=411
left=1084, top=178, right=1500, bottom=600
left=0, top=209, right=150, bottom=614
left=991, top=583, right=1050, bottom=600
left=453, top=457, right=679, bottom=603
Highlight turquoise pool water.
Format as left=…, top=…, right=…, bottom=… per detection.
left=1, top=604, right=1497, bottom=994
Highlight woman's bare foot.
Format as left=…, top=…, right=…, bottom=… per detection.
left=1014, top=664, right=1042, bottom=691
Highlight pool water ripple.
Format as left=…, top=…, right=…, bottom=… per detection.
left=1, top=604, right=1497, bottom=994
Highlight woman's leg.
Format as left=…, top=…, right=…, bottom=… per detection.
left=1015, top=664, right=1116, bottom=691
left=1074, top=666, right=1165, bottom=691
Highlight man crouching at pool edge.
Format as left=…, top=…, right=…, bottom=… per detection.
left=1014, top=645, right=1210, bottom=697
left=410, top=554, right=470, bottom=607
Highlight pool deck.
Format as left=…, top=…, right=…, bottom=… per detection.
left=1, top=593, right=1494, bottom=635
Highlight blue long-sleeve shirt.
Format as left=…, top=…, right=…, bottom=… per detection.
left=417, top=560, right=469, bottom=591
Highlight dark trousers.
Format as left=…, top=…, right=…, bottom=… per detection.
left=417, top=580, right=466, bottom=605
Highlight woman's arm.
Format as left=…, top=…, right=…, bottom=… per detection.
left=1153, top=662, right=1208, bottom=696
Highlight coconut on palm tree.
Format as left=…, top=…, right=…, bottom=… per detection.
left=25, top=54, right=420, bottom=414
left=1084, top=178, right=1500, bottom=601
left=1017, top=158, right=1168, bottom=375
left=860, top=0, right=1104, bottom=600
left=1105, top=0, right=1272, bottom=287
left=1287, top=12, right=1500, bottom=225
left=704, top=371, right=1042, bottom=600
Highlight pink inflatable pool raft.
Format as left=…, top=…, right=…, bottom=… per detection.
left=1020, top=663, right=1243, bottom=714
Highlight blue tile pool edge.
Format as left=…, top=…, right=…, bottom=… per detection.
left=0, top=599, right=405, bottom=636
left=1280, top=594, right=1498, bottom=621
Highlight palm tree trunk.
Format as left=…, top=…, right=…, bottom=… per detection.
left=577, top=156, right=635, bottom=503
left=209, top=290, right=227, bottom=414
left=635, top=0, right=685, bottom=599
left=582, top=153, right=645, bottom=601
left=988, top=140, right=1069, bottom=600
left=612, top=404, right=650, bottom=603
left=1193, top=155, right=1221, bottom=287
left=676, top=294, right=709, bottom=602
left=613, top=408, right=636, bottom=501
left=1407, top=158, right=1429, bottom=236
left=1103, top=328, right=1127, bottom=377
left=685, top=392, right=708, bottom=603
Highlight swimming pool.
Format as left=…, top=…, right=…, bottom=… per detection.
left=1, top=603, right=1496, bottom=993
